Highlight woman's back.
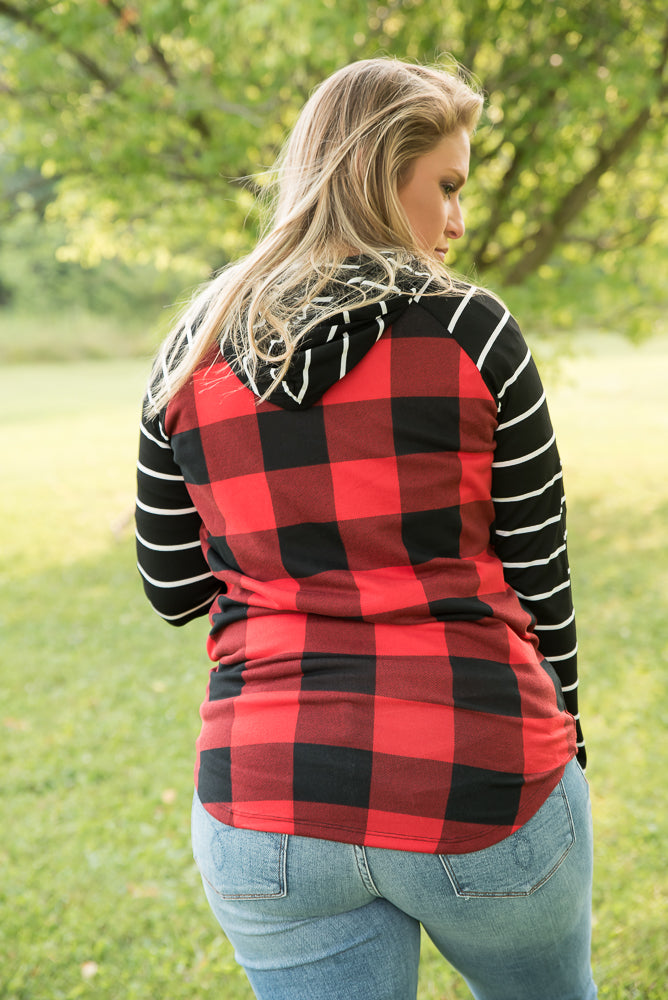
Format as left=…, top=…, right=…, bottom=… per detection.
left=137, top=263, right=577, bottom=855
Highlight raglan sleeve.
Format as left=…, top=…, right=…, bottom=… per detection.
left=135, top=401, right=221, bottom=626
left=484, top=314, right=586, bottom=767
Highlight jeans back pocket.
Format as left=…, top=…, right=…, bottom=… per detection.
left=439, top=777, right=575, bottom=898
left=191, top=793, right=288, bottom=900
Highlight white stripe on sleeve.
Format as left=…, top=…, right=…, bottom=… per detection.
left=137, top=460, right=185, bottom=482
left=135, top=529, right=202, bottom=553
left=513, top=577, right=571, bottom=602
left=447, top=287, right=477, bottom=333
left=477, top=308, right=510, bottom=370
left=501, top=542, right=566, bottom=569
left=534, top=610, right=576, bottom=631
left=492, top=470, right=562, bottom=503
left=140, top=423, right=170, bottom=449
left=491, top=432, right=556, bottom=469
left=547, top=644, right=579, bottom=662
left=496, top=391, right=546, bottom=431
left=137, top=564, right=214, bottom=589
left=497, top=348, right=532, bottom=401
left=135, top=497, right=197, bottom=516
left=149, top=595, right=214, bottom=621
left=494, top=511, right=564, bottom=537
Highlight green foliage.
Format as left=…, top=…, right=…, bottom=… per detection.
left=1, top=340, right=667, bottom=998
left=0, top=0, right=666, bottom=306
left=0, top=211, right=205, bottom=362
left=498, top=241, right=668, bottom=341
left=0, top=210, right=203, bottom=317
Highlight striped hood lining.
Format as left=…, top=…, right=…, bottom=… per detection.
left=222, top=256, right=446, bottom=410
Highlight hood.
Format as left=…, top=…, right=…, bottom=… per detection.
left=222, top=257, right=435, bottom=410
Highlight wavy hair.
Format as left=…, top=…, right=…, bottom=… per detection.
left=146, top=57, right=484, bottom=415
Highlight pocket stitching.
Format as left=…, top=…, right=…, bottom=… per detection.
left=195, top=823, right=289, bottom=900
left=438, top=780, right=576, bottom=898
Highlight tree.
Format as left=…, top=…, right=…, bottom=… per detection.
left=1, top=0, right=666, bottom=302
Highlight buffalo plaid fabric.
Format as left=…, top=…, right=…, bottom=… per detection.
left=136, top=263, right=581, bottom=854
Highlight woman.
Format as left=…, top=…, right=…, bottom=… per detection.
left=136, top=58, right=596, bottom=1000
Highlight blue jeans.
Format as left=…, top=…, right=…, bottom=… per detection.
left=191, top=757, right=596, bottom=1000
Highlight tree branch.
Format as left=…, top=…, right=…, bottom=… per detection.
left=564, top=214, right=661, bottom=252
left=0, top=0, right=119, bottom=90
left=103, top=0, right=178, bottom=87
left=103, top=0, right=211, bottom=139
left=501, top=22, right=668, bottom=284
left=470, top=86, right=558, bottom=268
left=501, top=108, right=651, bottom=283
left=100, top=2, right=266, bottom=136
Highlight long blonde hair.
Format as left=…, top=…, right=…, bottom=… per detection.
left=146, top=57, right=483, bottom=415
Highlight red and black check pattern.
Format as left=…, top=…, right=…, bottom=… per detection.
left=136, top=283, right=580, bottom=854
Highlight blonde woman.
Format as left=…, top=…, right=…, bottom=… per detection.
left=136, top=58, right=596, bottom=1000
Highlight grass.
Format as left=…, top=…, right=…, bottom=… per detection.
left=0, top=308, right=168, bottom=365
left=1, top=332, right=667, bottom=999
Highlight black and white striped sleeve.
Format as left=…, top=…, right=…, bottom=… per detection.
left=135, top=404, right=220, bottom=626
left=424, top=291, right=585, bottom=764
left=469, top=298, right=585, bottom=766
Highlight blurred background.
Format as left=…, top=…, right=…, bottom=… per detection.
left=1, top=3, right=666, bottom=999
left=0, top=0, right=666, bottom=356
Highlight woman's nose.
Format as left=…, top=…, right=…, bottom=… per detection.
left=447, top=199, right=465, bottom=240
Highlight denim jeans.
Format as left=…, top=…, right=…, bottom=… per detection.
left=191, top=757, right=596, bottom=1000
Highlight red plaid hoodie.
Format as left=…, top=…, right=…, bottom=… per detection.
left=136, top=258, right=582, bottom=854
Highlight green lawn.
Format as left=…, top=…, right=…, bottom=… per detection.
left=2, top=335, right=667, bottom=999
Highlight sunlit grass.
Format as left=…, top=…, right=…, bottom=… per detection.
left=0, top=309, right=165, bottom=365
left=2, top=334, right=667, bottom=999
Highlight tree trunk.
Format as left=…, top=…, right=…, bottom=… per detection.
left=503, top=24, right=668, bottom=285
left=502, top=105, right=654, bottom=285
